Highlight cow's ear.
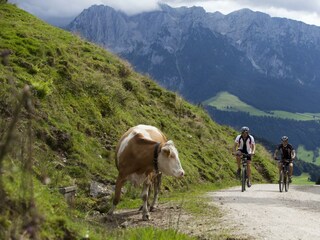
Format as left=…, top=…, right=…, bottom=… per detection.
left=161, top=147, right=170, bottom=157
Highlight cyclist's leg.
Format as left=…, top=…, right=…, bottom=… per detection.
left=247, top=157, right=252, bottom=187
left=278, top=161, right=282, bottom=178
left=289, top=162, right=293, bottom=182
left=236, top=153, right=241, bottom=168
left=236, top=150, right=242, bottom=176
left=247, top=161, right=251, bottom=179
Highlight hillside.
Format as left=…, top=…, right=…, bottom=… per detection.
left=0, top=3, right=277, bottom=239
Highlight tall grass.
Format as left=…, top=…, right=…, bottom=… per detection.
left=0, top=85, right=42, bottom=239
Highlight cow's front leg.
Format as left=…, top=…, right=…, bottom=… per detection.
left=150, top=172, right=162, bottom=212
left=141, top=179, right=151, bottom=220
left=107, top=175, right=126, bottom=215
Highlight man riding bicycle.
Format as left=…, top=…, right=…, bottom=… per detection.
left=273, top=136, right=296, bottom=183
left=233, top=126, right=256, bottom=187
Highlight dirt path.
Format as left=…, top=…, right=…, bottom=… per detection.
left=103, top=184, right=320, bottom=239
left=208, top=184, right=320, bottom=240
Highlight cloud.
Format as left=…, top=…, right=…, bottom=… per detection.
left=9, top=0, right=161, bottom=18
left=8, top=0, right=320, bottom=26
left=166, top=0, right=320, bottom=26
left=237, top=0, right=320, bottom=13
left=102, top=0, right=160, bottom=15
left=164, top=0, right=320, bottom=13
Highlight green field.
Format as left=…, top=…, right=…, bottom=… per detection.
left=204, top=91, right=320, bottom=121
left=293, top=173, right=315, bottom=185
left=297, top=145, right=320, bottom=165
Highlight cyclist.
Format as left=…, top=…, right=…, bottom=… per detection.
left=233, top=126, right=256, bottom=187
left=273, top=136, right=296, bottom=183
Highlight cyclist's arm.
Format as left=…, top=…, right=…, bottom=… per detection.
left=233, top=142, right=239, bottom=154
left=251, top=143, right=256, bottom=155
left=291, top=149, right=296, bottom=160
left=273, top=149, right=279, bottom=159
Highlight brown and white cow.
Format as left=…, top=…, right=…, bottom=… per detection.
left=107, top=124, right=185, bottom=220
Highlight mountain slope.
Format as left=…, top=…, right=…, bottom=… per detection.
left=0, top=3, right=277, bottom=239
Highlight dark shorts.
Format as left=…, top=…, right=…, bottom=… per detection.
left=279, top=159, right=293, bottom=164
left=238, top=149, right=252, bottom=161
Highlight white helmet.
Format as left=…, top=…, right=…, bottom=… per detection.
left=241, top=126, right=249, bottom=133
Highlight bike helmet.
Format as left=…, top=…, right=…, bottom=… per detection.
left=241, top=126, right=249, bottom=133
left=281, top=136, right=288, bottom=142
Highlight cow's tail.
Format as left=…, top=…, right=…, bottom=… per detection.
left=115, top=152, right=119, bottom=170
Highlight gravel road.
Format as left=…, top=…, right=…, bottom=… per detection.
left=208, top=184, right=320, bottom=240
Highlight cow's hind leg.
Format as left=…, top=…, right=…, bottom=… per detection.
left=141, top=179, right=152, bottom=220
left=107, top=175, right=126, bottom=215
left=138, top=186, right=151, bottom=211
left=150, top=172, right=162, bottom=212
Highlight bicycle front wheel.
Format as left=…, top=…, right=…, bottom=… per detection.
left=279, top=171, right=284, bottom=192
left=241, top=168, right=246, bottom=192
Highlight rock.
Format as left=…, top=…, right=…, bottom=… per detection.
left=90, top=181, right=113, bottom=197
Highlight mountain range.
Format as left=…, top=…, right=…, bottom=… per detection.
left=67, top=4, right=320, bottom=113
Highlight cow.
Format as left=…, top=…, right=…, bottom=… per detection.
left=107, top=124, right=185, bottom=220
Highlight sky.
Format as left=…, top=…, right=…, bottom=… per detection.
left=8, top=0, right=320, bottom=27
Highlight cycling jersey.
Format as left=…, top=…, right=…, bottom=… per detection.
left=277, top=143, right=294, bottom=160
left=235, top=134, right=255, bottom=154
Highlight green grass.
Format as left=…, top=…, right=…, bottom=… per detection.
left=293, top=173, right=315, bottom=185
left=204, top=91, right=320, bottom=121
left=316, top=148, right=320, bottom=165
left=297, top=145, right=314, bottom=163
left=203, top=91, right=267, bottom=116
left=109, top=227, right=196, bottom=240
left=296, top=145, right=320, bottom=165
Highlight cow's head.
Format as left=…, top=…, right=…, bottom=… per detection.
left=158, top=140, right=184, bottom=178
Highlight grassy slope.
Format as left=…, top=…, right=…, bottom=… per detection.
left=297, top=145, right=320, bottom=165
left=204, top=91, right=320, bottom=121
left=293, top=173, right=314, bottom=185
left=0, top=4, right=278, bottom=239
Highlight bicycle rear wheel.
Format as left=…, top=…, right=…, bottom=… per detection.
left=279, top=171, right=284, bottom=192
left=241, top=168, right=246, bottom=192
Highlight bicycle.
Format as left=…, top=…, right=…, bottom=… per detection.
left=240, top=153, right=251, bottom=192
left=275, top=158, right=291, bottom=192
